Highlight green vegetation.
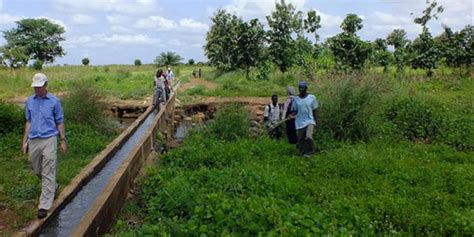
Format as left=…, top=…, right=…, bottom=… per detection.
left=1, top=18, right=65, bottom=67
left=112, top=99, right=473, bottom=235
left=0, top=84, right=118, bottom=235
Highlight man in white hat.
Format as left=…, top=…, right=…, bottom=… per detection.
left=21, top=72, right=67, bottom=219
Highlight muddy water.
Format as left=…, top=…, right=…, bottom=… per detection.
left=39, top=110, right=158, bottom=237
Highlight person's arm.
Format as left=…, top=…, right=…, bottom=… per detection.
left=54, top=100, right=67, bottom=156
left=57, top=123, right=67, bottom=156
left=263, top=105, right=269, bottom=122
left=313, top=110, right=318, bottom=126
left=22, top=122, right=30, bottom=154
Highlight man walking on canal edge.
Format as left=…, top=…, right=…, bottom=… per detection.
left=22, top=73, right=67, bottom=219
left=291, top=81, right=318, bottom=157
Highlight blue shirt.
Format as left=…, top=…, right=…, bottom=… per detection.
left=25, top=93, right=64, bottom=139
left=291, top=94, right=318, bottom=129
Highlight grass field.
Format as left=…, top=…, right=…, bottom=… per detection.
left=111, top=67, right=473, bottom=235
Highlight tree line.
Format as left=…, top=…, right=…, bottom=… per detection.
left=204, top=0, right=473, bottom=78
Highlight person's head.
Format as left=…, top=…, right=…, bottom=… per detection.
left=31, top=73, right=48, bottom=97
left=167, top=67, right=171, bottom=72
left=287, top=86, right=296, bottom=96
left=298, top=81, right=308, bottom=95
left=271, top=94, right=278, bottom=105
left=156, top=69, right=163, bottom=78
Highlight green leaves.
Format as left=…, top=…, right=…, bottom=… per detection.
left=154, top=51, right=183, bottom=66
left=2, top=18, right=65, bottom=65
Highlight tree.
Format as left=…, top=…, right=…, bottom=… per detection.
left=370, top=38, right=391, bottom=73
left=436, top=25, right=473, bottom=69
left=0, top=45, right=29, bottom=68
left=304, top=10, right=322, bottom=43
left=409, top=0, right=444, bottom=76
left=134, top=59, right=142, bottom=66
left=2, top=18, right=65, bottom=65
left=188, top=59, right=195, bottom=65
left=154, top=51, right=183, bottom=66
left=387, top=29, right=409, bottom=76
left=328, top=14, right=371, bottom=72
left=205, top=10, right=265, bottom=75
left=205, top=10, right=241, bottom=71
left=266, top=0, right=301, bottom=72
left=82, top=58, right=90, bottom=66
left=235, top=18, right=265, bottom=78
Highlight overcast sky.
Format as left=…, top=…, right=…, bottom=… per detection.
left=0, top=0, right=472, bottom=65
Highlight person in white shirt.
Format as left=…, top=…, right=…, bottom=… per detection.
left=291, top=81, right=318, bottom=157
left=263, top=94, right=282, bottom=139
left=166, top=67, right=174, bottom=81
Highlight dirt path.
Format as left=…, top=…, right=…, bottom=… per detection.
left=178, top=77, right=219, bottom=92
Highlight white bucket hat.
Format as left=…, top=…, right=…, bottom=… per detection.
left=31, top=73, right=48, bottom=87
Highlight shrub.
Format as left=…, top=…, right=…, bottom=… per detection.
left=207, top=104, right=250, bottom=142
left=0, top=102, right=24, bottom=135
left=62, top=81, right=115, bottom=134
left=82, top=58, right=90, bottom=66
left=31, top=59, right=43, bottom=70
left=134, top=59, right=142, bottom=66
left=317, top=77, right=383, bottom=143
left=385, top=97, right=473, bottom=150
left=255, top=60, right=274, bottom=81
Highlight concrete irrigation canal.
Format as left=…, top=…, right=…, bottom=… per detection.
left=14, top=82, right=179, bottom=237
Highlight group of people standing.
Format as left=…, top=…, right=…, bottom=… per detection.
left=153, top=67, right=174, bottom=108
left=263, top=81, right=318, bottom=157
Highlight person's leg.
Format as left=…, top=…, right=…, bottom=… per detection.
left=296, top=127, right=306, bottom=155
left=38, top=137, right=57, bottom=211
left=303, top=124, right=315, bottom=156
left=28, top=139, right=43, bottom=179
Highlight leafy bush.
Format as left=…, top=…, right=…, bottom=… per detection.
left=62, top=81, right=115, bottom=134
left=317, top=77, right=383, bottom=142
left=31, top=59, right=43, bottom=70
left=82, top=58, right=90, bottom=66
left=0, top=102, right=24, bottom=135
left=206, top=104, right=250, bottom=142
left=385, top=97, right=473, bottom=150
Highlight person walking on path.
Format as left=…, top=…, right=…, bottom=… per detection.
left=263, top=94, right=283, bottom=139
left=166, top=67, right=174, bottom=81
left=291, top=81, right=318, bottom=157
left=153, top=69, right=166, bottom=108
left=21, top=73, right=67, bottom=219
left=282, top=86, right=298, bottom=144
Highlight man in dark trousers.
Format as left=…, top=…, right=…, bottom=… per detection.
left=264, top=94, right=282, bottom=139
left=22, top=73, right=67, bottom=219
left=291, top=81, right=318, bottom=157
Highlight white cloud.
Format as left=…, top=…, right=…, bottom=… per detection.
left=66, top=33, right=160, bottom=47
left=372, top=11, right=411, bottom=25
left=53, top=0, right=158, bottom=15
left=318, top=10, right=343, bottom=29
left=106, top=15, right=133, bottom=25
left=179, top=18, right=209, bottom=32
left=71, top=14, right=97, bottom=25
left=225, top=0, right=307, bottom=18
left=110, top=25, right=133, bottom=33
left=0, top=13, right=21, bottom=25
left=134, top=16, right=176, bottom=30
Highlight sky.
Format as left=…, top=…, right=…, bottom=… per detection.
left=0, top=0, right=472, bottom=65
